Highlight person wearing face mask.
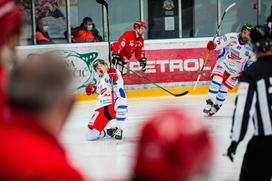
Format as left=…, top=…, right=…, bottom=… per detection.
left=71, top=17, right=102, bottom=43
left=111, top=21, right=147, bottom=75
left=36, top=18, right=55, bottom=45
left=0, top=0, right=22, bottom=122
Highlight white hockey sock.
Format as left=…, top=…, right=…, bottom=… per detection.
left=208, top=75, right=223, bottom=103
left=215, top=84, right=228, bottom=105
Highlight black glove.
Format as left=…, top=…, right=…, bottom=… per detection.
left=112, top=54, right=123, bottom=66
left=139, top=58, right=147, bottom=72
left=111, top=54, right=127, bottom=74
left=227, top=141, right=238, bottom=162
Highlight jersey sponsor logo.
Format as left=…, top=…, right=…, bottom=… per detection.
left=217, top=37, right=222, bottom=45
left=245, top=51, right=249, bottom=56
left=229, top=53, right=242, bottom=61
left=100, top=88, right=107, bottom=95
left=223, top=35, right=227, bottom=42
left=129, top=40, right=134, bottom=47
left=229, top=48, right=241, bottom=61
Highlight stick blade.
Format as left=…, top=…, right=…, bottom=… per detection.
left=174, top=91, right=189, bottom=97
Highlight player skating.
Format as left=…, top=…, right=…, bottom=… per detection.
left=111, top=21, right=147, bottom=74
left=85, top=59, right=128, bottom=140
left=203, top=24, right=256, bottom=116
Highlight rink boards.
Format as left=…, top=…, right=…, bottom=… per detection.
left=17, top=38, right=237, bottom=100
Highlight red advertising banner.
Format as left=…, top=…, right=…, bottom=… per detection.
left=124, top=48, right=219, bottom=85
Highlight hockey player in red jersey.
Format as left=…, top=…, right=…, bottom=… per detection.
left=111, top=21, right=147, bottom=74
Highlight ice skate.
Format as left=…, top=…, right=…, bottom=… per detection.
left=208, top=104, right=221, bottom=116
left=112, top=128, right=123, bottom=140
left=203, top=99, right=213, bottom=114
left=106, top=127, right=118, bottom=137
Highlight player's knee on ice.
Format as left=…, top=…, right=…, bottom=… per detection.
left=86, top=128, right=106, bottom=141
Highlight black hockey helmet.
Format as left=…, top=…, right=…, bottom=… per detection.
left=250, top=24, right=272, bottom=53
left=241, top=23, right=253, bottom=32
left=92, top=59, right=108, bottom=70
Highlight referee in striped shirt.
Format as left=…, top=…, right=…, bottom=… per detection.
left=227, top=24, right=272, bottom=181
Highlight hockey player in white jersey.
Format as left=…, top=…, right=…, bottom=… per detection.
left=85, top=59, right=128, bottom=140
left=203, top=24, right=255, bottom=116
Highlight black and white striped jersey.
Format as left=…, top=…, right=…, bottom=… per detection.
left=231, top=55, right=272, bottom=144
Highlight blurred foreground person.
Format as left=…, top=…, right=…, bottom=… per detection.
left=132, top=108, right=213, bottom=181
left=227, top=24, right=272, bottom=181
left=0, top=53, right=85, bottom=181
left=0, top=0, right=22, bottom=117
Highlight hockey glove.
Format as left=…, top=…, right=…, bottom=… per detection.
left=111, top=54, right=122, bottom=66
left=85, top=84, right=97, bottom=95
left=207, top=40, right=216, bottom=51
left=107, top=67, right=118, bottom=82
left=112, top=54, right=127, bottom=75
left=139, top=58, right=147, bottom=72
left=227, top=141, right=238, bottom=162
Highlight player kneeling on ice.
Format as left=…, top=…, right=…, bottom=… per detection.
left=203, top=24, right=256, bottom=116
left=85, top=59, right=128, bottom=140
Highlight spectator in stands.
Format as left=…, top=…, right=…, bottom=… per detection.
left=36, top=18, right=55, bottom=44
left=69, top=17, right=103, bottom=42
left=0, top=53, right=85, bottom=180
left=0, top=0, right=22, bottom=121
left=131, top=108, right=213, bottom=181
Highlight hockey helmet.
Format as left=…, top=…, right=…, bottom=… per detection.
left=133, top=21, right=146, bottom=29
left=241, top=23, right=253, bottom=32
left=0, top=0, right=22, bottom=47
left=92, top=59, right=108, bottom=70
left=133, top=108, right=213, bottom=181
left=250, top=24, right=272, bottom=53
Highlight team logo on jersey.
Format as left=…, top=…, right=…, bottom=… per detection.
left=53, top=50, right=98, bottom=92
left=100, top=88, right=107, bottom=95
left=163, top=0, right=175, bottom=10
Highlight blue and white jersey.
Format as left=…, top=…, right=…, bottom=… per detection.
left=215, top=33, right=256, bottom=76
left=95, top=68, right=127, bottom=111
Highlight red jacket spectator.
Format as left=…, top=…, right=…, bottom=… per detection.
left=72, top=29, right=97, bottom=42
left=71, top=17, right=102, bottom=42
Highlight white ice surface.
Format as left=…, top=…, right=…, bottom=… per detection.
left=61, top=94, right=253, bottom=181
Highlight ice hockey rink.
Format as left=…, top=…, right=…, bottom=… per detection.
left=61, top=93, right=254, bottom=181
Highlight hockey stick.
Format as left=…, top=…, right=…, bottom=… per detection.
left=193, top=2, right=236, bottom=90
left=96, top=0, right=115, bottom=102
left=97, top=0, right=111, bottom=64
left=125, top=66, right=188, bottom=97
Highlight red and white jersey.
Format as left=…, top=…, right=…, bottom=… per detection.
left=95, top=69, right=127, bottom=110
left=214, top=33, right=256, bottom=76
left=111, top=30, right=145, bottom=62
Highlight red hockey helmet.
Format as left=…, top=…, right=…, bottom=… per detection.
left=133, top=108, right=213, bottom=181
left=133, top=21, right=146, bottom=29
left=0, top=0, right=22, bottom=47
